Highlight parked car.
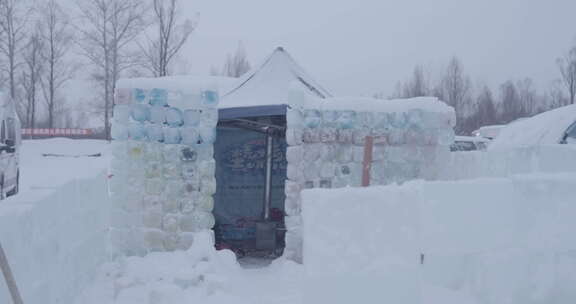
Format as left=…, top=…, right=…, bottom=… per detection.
left=560, top=121, right=576, bottom=144
left=450, top=136, right=490, bottom=152
left=471, top=125, right=506, bottom=140
left=489, top=104, right=576, bottom=150
left=0, top=94, right=21, bottom=199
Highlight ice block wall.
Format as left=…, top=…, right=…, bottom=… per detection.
left=110, top=85, right=218, bottom=256
left=284, top=91, right=456, bottom=261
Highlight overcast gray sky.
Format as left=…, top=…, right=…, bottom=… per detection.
left=177, top=0, right=575, bottom=97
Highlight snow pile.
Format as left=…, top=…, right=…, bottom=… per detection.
left=77, top=231, right=309, bottom=304
left=301, top=173, right=576, bottom=303
left=76, top=232, right=241, bottom=304
left=0, top=172, right=110, bottom=304
left=489, top=104, right=576, bottom=150
left=284, top=89, right=455, bottom=261
left=440, top=144, right=576, bottom=180
left=110, top=83, right=219, bottom=255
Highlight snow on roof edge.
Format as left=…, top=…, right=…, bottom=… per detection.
left=223, top=47, right=332, bottom=99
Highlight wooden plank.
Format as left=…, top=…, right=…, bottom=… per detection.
left=362, top=136, right=374, bottom=187
left=0, top=243, right=24, bottom=304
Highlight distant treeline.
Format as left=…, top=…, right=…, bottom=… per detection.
left=380, top=45, right=576, bottom=135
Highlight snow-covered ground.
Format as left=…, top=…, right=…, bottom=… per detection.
left=0, top=139, right=111, bottom=304
left=2, top=139, right=576, bottom=304
left=77, top=232, right=306, bottom=304
left=7, top=138, right=110, bottom=204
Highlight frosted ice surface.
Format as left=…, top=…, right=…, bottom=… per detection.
left=183, top=109, right=201, bottom=126
left=181, top=127, right=200, bottom=145
left=304, top=110, right=322, bottom=128
left=163, top=127, right=181, bottom=144
left=198, top=127, right=216, bottom=144
left=337, top=111, right=356, bottom=129
left=128, top=123, right=147, bottom=141
left=150, top=106, right=166, bottom=124
left=131, top=104, right=150, bottom=122
left=147, top=125, right=164, bottom=142
left=165, top=107, right=184, bottom=127
left=113, top=105, right=130, bottom=122
left=149, top=88, right=168, bottom=106
left=111, top=123, right=129, bottom=140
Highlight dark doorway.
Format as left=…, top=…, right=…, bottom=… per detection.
left=213, top=115, right=287, bottom=259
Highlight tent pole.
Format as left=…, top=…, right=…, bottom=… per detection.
left=0, top=243, right=24, bottom=304
left=263, top=128, right=274, bottom=221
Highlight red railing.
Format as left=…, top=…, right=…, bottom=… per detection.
left=22, top=128, right=94, bottom=136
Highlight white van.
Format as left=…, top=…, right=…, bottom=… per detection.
left=0, top=94, right=21, bottom=199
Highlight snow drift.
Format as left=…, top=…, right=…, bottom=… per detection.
left=0, top=172, right=110, bottom=304
left=302, top=172, right=576, bottom=303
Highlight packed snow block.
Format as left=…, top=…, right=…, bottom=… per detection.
left=0, top=173, right=110, bottom=304
left=302, top=173, right=576, bottom=303
left=112, top=81, right=219, bottom=255
left=440, top=145, right=576, bottom=181
left=302, top=186, right=421, bottom=272
left=419, top=178, right=521, bottom=255
left=301, top=186, right=422, bottom=303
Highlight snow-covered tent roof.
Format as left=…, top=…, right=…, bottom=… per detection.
left=219, top=47, right=331, bottom=119
left=489, top=104, right=576, bottom=150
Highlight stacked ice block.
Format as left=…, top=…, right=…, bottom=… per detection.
left=284, top=92, right=456, bottom=262
left=110, top=86, right=218, bottom=256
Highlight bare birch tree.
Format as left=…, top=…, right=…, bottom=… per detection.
left=222, top=42, right=251, bottom=78
left=39, top=0, right=74, bottom=129
left=434, top=56, right=472, bottom=133
left=557, top=45, right=576, bottom=105
left=476, top=85, right=497, bottom=126
left=20, top=26, right=43, bottom=130
left=140, top=0, right=195, bottom=77
left=77, top=0, right=145, bottom=139
left=0, top=0, right=27, bottom=103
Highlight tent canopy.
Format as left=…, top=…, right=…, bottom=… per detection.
left=218, top=47, right=331, bottom=120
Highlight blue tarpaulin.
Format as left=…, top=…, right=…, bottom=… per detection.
left=213, top=127, right=287, bottom=240
left=218, top=105, right=288, bottom=120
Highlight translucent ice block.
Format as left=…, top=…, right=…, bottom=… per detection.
left=131, top=104, right=150, bottom=122
left=165, top=107, right=184, bottom=127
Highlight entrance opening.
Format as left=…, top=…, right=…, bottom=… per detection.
left=213, top=115, right=287, bottom=261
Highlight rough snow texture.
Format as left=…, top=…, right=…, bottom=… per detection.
left=283, top=90, right=455, bottom=261
left=77, top=233, right=306, bottom=304
left=489, top=104, right=576, bottom=150
left=440, top=145, right=576, bottom=180
left=302, top=173, right=576, bottom=304
left=110, top=84, right=218, bottom=256
left=0, top=172, right=110, bottom=304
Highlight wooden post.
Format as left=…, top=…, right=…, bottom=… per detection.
left=362, top=136, right=374, bottom=187
left=0, top=243, right=24, bottom=304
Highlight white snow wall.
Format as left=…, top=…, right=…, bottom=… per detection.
left=0, top=173, right=110, bottom=304
left=110, top=85, right=218, bottom=256
left=439, top=144, right=576, bottom=180
left=284, top=92, right=456, bottom=261
left=302, top=173, right=576, bottom=304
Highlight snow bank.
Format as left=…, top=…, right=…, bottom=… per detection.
left=76, top=231, right=309, bottom=304
left=302, top=173, right=576, bottom=303
left=0, top=172, right=110, bottom=304
left=76, top=231, right=242, bottom=304
left=489, top=104, right=576, bottom=150
left=302, top=185, right=422, bottom=304
left=440, top=144, right=576, bottom=180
